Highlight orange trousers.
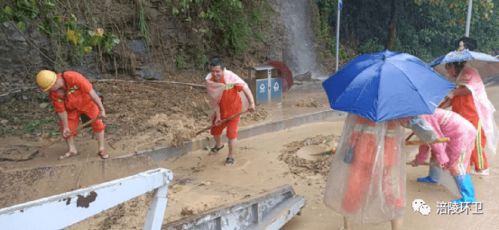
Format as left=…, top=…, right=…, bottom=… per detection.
left=210, top=116, right=240, bottom=140
left=59, top=102, right=105, bottom=137
left=342, top=128, right=403, bottom=213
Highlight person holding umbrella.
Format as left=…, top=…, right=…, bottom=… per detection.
left=322, top=51, right=454, bottom=230
left=415, top=36, right=479, bottom=184
left=416, top=43, right=499, bottom=181
left=455, top=36, right=478, bottom=51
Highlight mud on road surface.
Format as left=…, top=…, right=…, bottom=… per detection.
left=279, top=134, right=338, bottom=177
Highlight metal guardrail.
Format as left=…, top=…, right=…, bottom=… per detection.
left=164, top=185, right=305, bottom=230
left=0, top=168, right=173, bottom=230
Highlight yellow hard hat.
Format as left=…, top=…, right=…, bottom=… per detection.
left=36, top=70, right=57, bottom=91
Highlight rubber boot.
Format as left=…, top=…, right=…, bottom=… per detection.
left=452, top=174, right=476, bottom=204
left=416, top=165, right=440, bottom=184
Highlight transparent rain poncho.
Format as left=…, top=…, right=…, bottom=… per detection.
left=324, top=114, right=406, bottom=224
left=205, top=69, right=249, bottom=113
left=456, top=66, right=498, bottom=155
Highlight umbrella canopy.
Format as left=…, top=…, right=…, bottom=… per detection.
left=323, top=50, right=455, bottom=122
left=430, top=49, right=499, bottom=79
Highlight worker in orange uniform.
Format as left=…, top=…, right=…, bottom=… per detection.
left=341, top=116, right=404, bottom=213
left=442, top=61, right=497, bottom=175
left=35, top=70, right=109, bottom=160
left=206, top=58, right=255, bottom=165
left=324, top=114, right=406, bottom=229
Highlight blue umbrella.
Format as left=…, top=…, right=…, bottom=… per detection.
left=429, top=49, right=499, bottom=66
left=430, top=49, right=499, bottom=78
left=323, top=50, right=455, bottom=122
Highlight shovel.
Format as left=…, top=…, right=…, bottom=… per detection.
left=78, top=116, right=100, bottom=130
left=405, top=137, right=449, bottom=145
left=60, top=116, right=102, bottom=138
left=194, top=110, right=249, bottom=136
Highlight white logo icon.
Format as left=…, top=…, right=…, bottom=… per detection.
left=419, top=204, right=431, bottom=216
left=412, top=199, right=431, bottom=216
left=412, top=199, right=425, bottom=212
left=273, top=82, right=280, bottom=92
left=259, top=83, right=266, bottom=93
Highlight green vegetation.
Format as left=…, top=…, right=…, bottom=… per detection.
left=316, top=0, right=498, bottom=61
left=0, top=0, right=120, bottom=67
left=316, top=0, right=336, bottom=55
left=175, top=53, right=188, bottom=69
left=1, top=0, right=267, bottom=72
left=166, top=0, right=265, bottom=54
left=205, top=0, right=250, bottom=53
left=1, top=0, right=495, bottom=74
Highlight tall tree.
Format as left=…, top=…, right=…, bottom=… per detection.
left=385, top=0, right=398, bottom=50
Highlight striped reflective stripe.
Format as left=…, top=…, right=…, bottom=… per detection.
left=476, top=120, right=485, bottom=169
left=68, top=85, right=79, bottom=94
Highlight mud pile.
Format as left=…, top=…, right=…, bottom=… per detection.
left=279, top=135, right=337, bottom=176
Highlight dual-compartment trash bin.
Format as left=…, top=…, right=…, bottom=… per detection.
left=245, top=65, right=283, bottom=105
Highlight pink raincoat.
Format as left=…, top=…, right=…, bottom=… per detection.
left=415, top=109, right=476, bottom=175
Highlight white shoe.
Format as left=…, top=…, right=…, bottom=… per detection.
left=471, top=168, right=490, bottom=176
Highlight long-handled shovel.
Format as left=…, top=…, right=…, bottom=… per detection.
left=405, top=137, right=449, bottom=145
left=60, top=116, right=101, bottom=139
left=194, top=110, right=249, bottom=136
left=77, top=116, right=100, bottom=131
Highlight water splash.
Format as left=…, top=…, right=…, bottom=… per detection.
left=279, top=0, right=325, bottom=80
